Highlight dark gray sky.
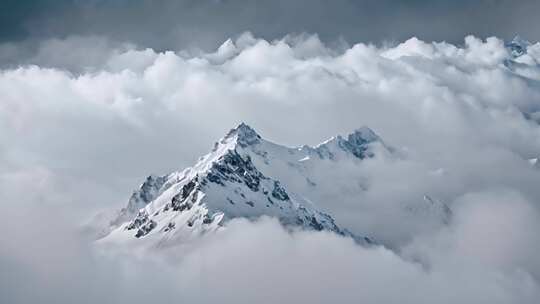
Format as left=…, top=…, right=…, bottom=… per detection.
left=1, top=0, right=539, bottom=51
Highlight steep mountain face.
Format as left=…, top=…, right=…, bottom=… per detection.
left=98, top=123, right=449, bottom=248
left=230, top=125, right=395, bottom=216
left=99, top=124, right=375, bottom=247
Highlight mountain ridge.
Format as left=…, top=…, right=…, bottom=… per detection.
left=96, top=123, right=450, bottom=249
left=98, top=123, right=382, bottom=248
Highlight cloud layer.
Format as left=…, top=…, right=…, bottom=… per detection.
left=2, top=33, right=540, bottom=303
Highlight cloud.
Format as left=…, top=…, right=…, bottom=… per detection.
left=171, top=217, right=540, bottom=304
left=2, top=33, right=540, bottom=302
left=404, top=190, right=540, bottom=278
left=1, top=213, right=539, bottom=304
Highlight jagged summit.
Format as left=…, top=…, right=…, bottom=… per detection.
left=341, top=126, right=381, bottom=159
left=224, top=122, right=262, bottom=147
left=349, top=126, right=379, bottom=143
left=221, top=123, right=386, bottom=160
left=311, top=126, right=388, bottom=160
left=506, top=35, right=531, bottom=57
left=92, top=123, right=454, bottom=251
left=97, top=123, right=417, bottom=249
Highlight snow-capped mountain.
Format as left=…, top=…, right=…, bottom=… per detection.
left=99, top=123, right=380, bottom=248
left=506, top=35, right=531, bottom=58
left=97, top=123, right=449, bottom=249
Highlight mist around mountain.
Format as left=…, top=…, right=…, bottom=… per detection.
left=3, top=34, right=540, bottom=303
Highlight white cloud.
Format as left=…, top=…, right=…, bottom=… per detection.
left=170, top=218, right=540, bottom=304
left=2, top=33, right=540, bottom=303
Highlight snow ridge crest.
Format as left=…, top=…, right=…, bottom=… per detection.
left=99, top=123, right=385, bottom=248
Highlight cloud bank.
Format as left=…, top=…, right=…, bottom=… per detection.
left=2, top=33, right=540, bottom=303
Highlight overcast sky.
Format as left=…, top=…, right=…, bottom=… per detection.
left=2, top=0, right=540, bottom=51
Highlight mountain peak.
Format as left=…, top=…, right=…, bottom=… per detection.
left=507, top=35, right=531, bottom=57
left=236, top=122, right=256, bottom=132
left=225, top=122, right=262, bottom=147
left=511, top=35, right=530, bottom=45
left=339, top=127, right=380, bottom=159
left=96, top=123, right=403, bottom=248
left=348, top=126, right=379, bottom=143
left=310, top=126, right=387, bottom=160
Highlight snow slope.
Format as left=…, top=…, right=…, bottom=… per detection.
left=98, top=123, right=450, bottom=248
left=99, top=124, right=376, bottom=248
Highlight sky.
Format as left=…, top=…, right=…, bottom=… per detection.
left=2, top=0, right=540, bottom=67
left=1, top=1, right=539, bottom=43
left=2, top=1, right=540, bottom=304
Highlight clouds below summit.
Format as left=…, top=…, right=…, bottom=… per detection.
left=2, top=33, right=540, bottom=303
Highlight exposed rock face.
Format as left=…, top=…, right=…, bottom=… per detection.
left=125, top=210, right=157, bottom=238
left=99, top=123, right=368, bottom=248
left=97, top=123, right=438, bottom=248
left=111, top=175, right=167, bottom=226
left=206, top=150, right=262, bottom=191
left=229, top=122, right=262, bottom=148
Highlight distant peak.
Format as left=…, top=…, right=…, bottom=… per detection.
left=511, top=35, right=530, bottom=45
left=225, top=122, right=261, bottom=147
left=236, top=122, right=255, bottom=131
left=230, top=122, right=258, bottom=137
left=311, top=126, right=385, bottom=160
left=507, top=35, right=530, bottom=57
left=348, top=126, right=379, bottom=143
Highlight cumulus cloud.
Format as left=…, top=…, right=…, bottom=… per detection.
left=152, top=217, right=536, bottom=304
left=404, top=190, right=540, bottom=277
left=2, top=33, right=540, bottom=303
left=2, top=214, right=539, bottom=304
